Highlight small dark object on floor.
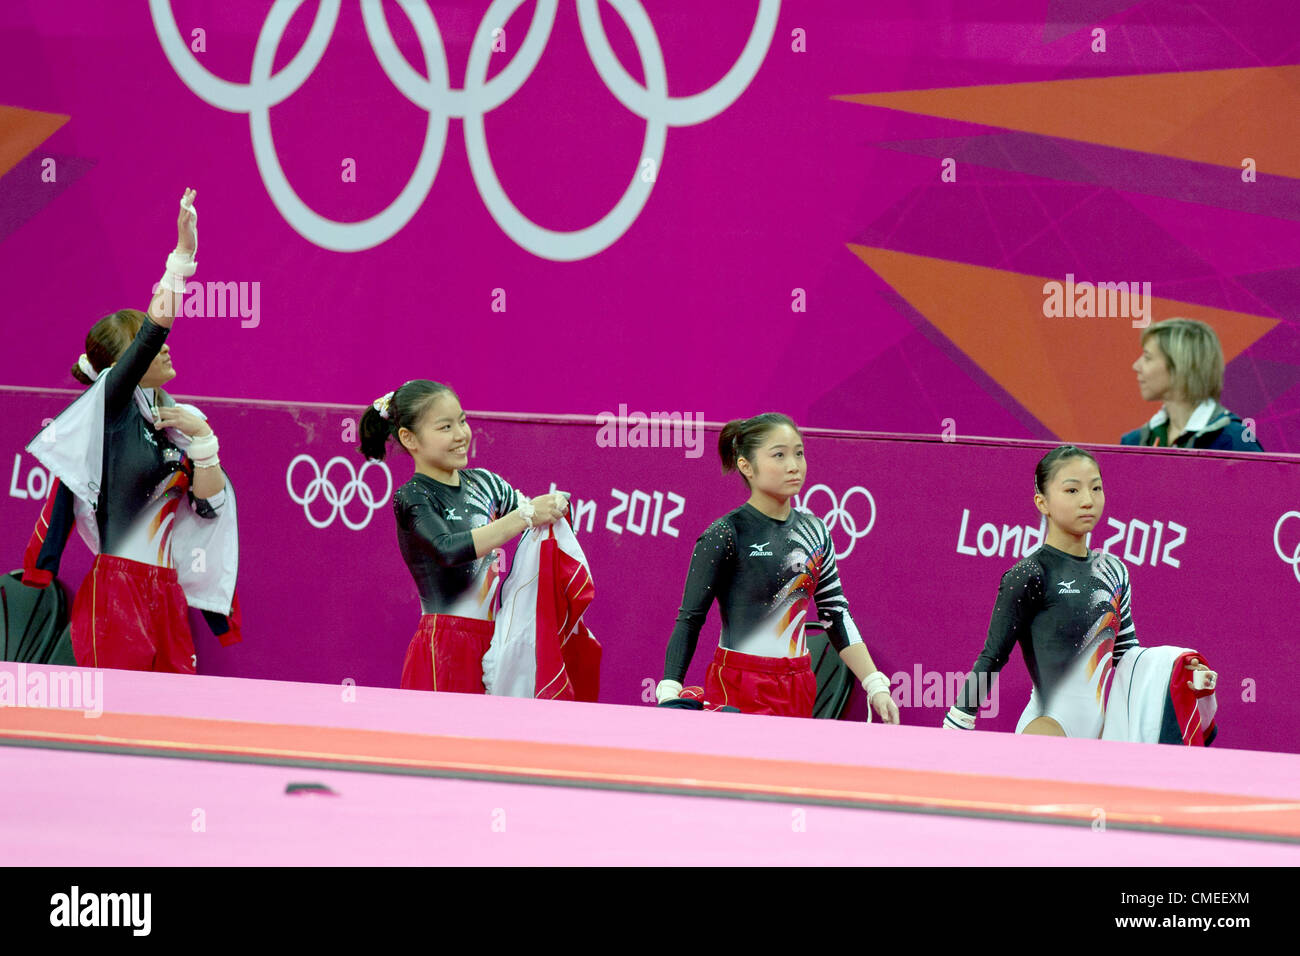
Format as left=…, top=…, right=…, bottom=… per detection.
left=285, top=782, right=339, bottom=796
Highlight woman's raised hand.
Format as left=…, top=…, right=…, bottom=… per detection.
left=176, top=188, right=197, bottom=255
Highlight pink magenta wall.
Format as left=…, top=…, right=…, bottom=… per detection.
left=3, top=388, right=1298, bottom=752
left=3, top=3, right=1298, bottom=752
left=1, top=1, right=1298, bottom=449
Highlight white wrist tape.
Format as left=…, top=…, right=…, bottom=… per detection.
left=158, top=272, right=186, bottom=294
left=187, top=432, right=219, bottom=462
left=862, top=670, right=890, bottom=700
left=655, top=679, right=683, bottom=704
left=515, top=491, right=535, bottom=529
left=158, top=249, right=197, bottom=294
left=166, top=249, right=197, bottom=276
left=193, top=454, right=220, bottom=469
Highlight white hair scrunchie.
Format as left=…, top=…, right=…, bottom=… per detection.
left=372, top=391, right=396, bottom=420
left=77, top=353, right=99, bottom=382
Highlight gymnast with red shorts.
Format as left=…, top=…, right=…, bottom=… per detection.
left=358, top=380, right=569, bottom=693
left=656, top=413, right=898, bottom=721
left=24, top=189, right=239, bottom=672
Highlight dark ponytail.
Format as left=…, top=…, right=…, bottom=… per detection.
left=718, top=412, right=800, bottom=487
left=71, top=309, right=148, bottom=385
left=358, top=379, right=457, bottom=461
left=1034, top=443, right=1100, bottom=495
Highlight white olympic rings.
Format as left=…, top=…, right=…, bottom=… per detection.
left=149, top=0, right=780, bottom=258
left=795, top=484, right=876, bottom=560
left=1274, top=511, right=1300, bottom=583
left=287, top=454, right=393, bottom=530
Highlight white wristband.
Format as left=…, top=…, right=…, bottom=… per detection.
left=158, top=271, right=187, bottom=294
left=655, top=679, right=683, bottom=704
left=187, top=432, right=219, bottom=462
left=193, top=454, right=220, bottom=469
left=862, top=670, right=890, bottom=700
left=166, top=249, right=197, bottom=277
left=515, top=491, right=535, bottom=529
left=158, top=249, right=197, bottom=295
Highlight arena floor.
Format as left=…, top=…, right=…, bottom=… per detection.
left=2, top=666, right=1297, bottom=865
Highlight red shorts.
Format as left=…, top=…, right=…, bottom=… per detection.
left=705, top=646, right=816, bottom=718
left=70, top=554, right=195, bottom=673
left=400, top=613, right=495, bottom=694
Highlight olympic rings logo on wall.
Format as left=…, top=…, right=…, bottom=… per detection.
left=793, top=484, right=876, bottom=560
left=149, top=0, right=780, bottom=259
left=1275, top=511, right=1300, bottom=583
left=287, top=454, right=393, bottom=530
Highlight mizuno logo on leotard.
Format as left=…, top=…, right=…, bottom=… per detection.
left=445, top=508, right=462, bottom=521
left=1057, top=580, right=1081, bottom=594
left=749, top=542, right=773, bottom=557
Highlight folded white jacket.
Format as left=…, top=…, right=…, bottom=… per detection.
left=1101, top=645, right=1217, bottom=745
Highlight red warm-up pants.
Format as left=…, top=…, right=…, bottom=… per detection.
left=400, top=613, right=495, bottom=693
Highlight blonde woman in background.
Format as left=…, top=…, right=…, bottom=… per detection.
left=1122, top=318, right=1263, bottom=450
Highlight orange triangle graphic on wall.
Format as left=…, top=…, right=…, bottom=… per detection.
left=849, top=244, right=1279, bottom=444
left=837, top=66, right=1300, bottom=179
left=0, top=104, right=69, bottom=178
